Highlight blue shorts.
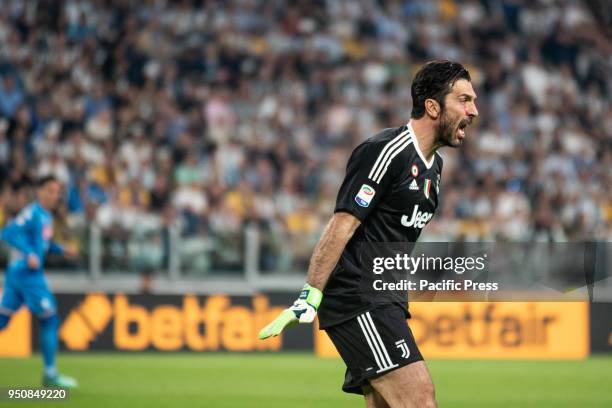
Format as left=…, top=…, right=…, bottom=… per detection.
left=1, top=270, right=57, bottom=318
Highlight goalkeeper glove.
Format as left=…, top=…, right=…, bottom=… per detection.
left=258, top=283, right=323, bottom=339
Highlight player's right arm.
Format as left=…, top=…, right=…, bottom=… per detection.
left=259, top=138, right=398, bottom=339
left=306, top=136, right=401, bottom=291
left=305, top=212, right=361, bottom=289
left=258, top=212, right=360, bottom=339
left=0, top=207, right=40, bottom=269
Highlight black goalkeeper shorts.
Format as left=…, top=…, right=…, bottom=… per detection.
left=324, top=306, right=423, bottom=395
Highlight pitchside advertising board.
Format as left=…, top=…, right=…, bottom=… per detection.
left=0, top=292, right=606, bottom=358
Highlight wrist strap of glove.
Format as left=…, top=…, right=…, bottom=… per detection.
left=299, top=284, right=323, bottom=310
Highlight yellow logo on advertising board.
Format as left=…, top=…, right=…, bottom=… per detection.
left=59, top=294, right=284, bottom=352
left=0, top=308, right=31, bottom=357
left=316, top=302, right=589, bottom=359
left=60, top=294, right=112, bottom=350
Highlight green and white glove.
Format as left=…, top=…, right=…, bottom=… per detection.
left=258, top=284, right=323, bottom=339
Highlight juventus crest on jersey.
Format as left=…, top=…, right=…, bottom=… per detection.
left=336, top=121, right=441, bottom=242
left=319, top=122, right=443, bottom=328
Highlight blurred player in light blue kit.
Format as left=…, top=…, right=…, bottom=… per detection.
left=0, top=175, right=78, bottom=388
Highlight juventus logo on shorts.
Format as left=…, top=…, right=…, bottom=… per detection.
left=395, top=339, right=410, bottom=359
left=357, top=312, right=399, bottom=374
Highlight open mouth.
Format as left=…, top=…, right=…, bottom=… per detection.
left=457, top=119, right=470, bottom=139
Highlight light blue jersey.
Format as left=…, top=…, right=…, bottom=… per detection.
left=0, top=202, right=63, bottom=316
left=0, top=199, right=76, bottom=384
left=2, top=202, right=64, bottom=273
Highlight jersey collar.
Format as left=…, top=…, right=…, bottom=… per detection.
left=406, top=121, right=435, bottom=169
left=33, top=201, right=50, bottom=217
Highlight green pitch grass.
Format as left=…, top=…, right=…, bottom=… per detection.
left=0, top=353, right=610, bottom=407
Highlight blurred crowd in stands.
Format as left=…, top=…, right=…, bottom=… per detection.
left=0, top=0, right=610, bottom=273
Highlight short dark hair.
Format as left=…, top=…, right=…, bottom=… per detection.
left=37, top=175, right=59, bottom=188
left=410, top=60, right=471, bottom=119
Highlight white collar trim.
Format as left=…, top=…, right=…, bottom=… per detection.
left=407, top=121, right=435, bottom=169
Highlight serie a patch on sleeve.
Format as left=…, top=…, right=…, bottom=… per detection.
left=355, top=184, right=376, bottom=207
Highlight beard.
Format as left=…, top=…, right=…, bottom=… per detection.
left=434, top=109, right=463, bottom=148
left=435, top=110, right=472, bottom=147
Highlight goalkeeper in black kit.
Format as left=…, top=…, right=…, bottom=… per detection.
left=259, top=60, right=479, bottom=408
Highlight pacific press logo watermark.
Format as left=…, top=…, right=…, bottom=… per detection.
left=370, top=252, right=498, bottom=292
left=360, top=242, right=609, bottom=301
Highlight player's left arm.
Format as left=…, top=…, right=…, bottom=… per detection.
left=50, top=240, right=79, bottom=259
left=0, top=208, right=36, bottom=257
left=48, top=241, right=65, bottom=255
